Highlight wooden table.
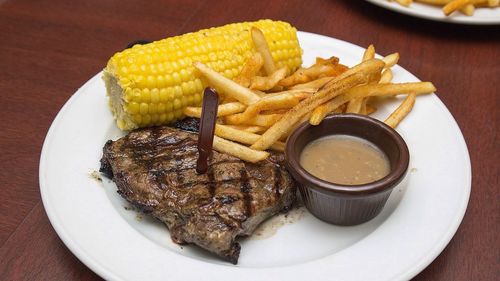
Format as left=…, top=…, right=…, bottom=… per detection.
left=0, top=0, right=498, bottom=280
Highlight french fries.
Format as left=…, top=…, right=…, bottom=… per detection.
left=382, top=53, right=400, bottom=69
left=251, top=27, right=276, bottom=75
left=310, top=82, right=435, bottom=125
left=363, top=44, right=376, bottom=61
left=234, top=53, right=264, bottom=87
left=379, top=69, right=394, bottom=83
left=227, top=94, right=299, bottom=124
left=213, top=136, right=269, bottom=163
left=384, top=93, right=417, bottom=128
left=250, top=67, right=288, bottom=91
left=224, top=113, right=283, bottom=127
left=184, top=102, right=246, bottom=118
left=224, top=125, right=267, bottom=133
left=279, top=57, right=347, bottom=87
left=347, top=44, right=376, bottom=114
left=395, top=0, right=412, bottom=6
left=191, top=35, right=435, bottom=162
left=251, top=71, right=374, bottom=151
left=390, top=0, right=498, bottom=16
left=193, top=62, right=260, bottom=105
left=215, top=124, right=285, bottom=151
left=289, top=76, right=333, bottom=90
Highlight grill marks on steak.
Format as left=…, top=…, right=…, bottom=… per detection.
left=100, top=125, right=296, bottom=264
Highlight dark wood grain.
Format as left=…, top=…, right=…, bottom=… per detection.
left=0, top=0, right=498, bottom=280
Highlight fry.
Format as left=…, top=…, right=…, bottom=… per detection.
left=363, top=44, right=376, bottom=61
left=309, top=103, right=345, bottom=125
left=251, top=62, right=380, bottom=150
left=224, top=125, right=267, bottom=133
left=263, top=88, right=315, bottom=99
left=395, top=0, right=413, bottom=6
left=365, top=104, right=377, bottom=115
left=443, top=0, right=471, bottom=15
left=315, top=56, right=340, bottom=65
left=346, top=98, right=363, bottom=113
left=229, top=94, right=299, bottom=124
left=251, top=27, right=276, bottom=75
left=250, top=67, right=288, bottom=91
left=213, top=136, right=269, bottom=163
left=346, top=82, right=436, bottom=98
left=379, top=69, right=394, bottom=83
left=384, top=93, right=417, bottom=128
left=183, top=102, right=247, bottom=118
left=309, top=94, right=351, bottom=125
left=279, top=62, right=347, bottom=87
left=308, top=81, right=435, bottom=125
left=234, top=53, right=264, bottom=87
left=347, top=44, right=376, bottom=114
left=460, top=3, right=475, bottom=15
left=225, top=113, right=283, bottom=127
left=486, top=0, right=499, bottom=6
left=193, top=61, right=260, bottom=105
left=396, top=0, right=497, bottom=16
left=215, top=124, right=284, bottom=151
left=415, top=0, right=452, bottom=5
left=282, top=111, right=313, bottom=140
left=289, top=77, right=334, bottom=90
left=382, top=53, right=400, bottom=68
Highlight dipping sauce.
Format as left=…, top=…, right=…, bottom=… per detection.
left=300, top=135, right=390, bottom=185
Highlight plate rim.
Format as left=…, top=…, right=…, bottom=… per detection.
left=39, top=31, right=472, bottom=281
left=364, top=0, right=500, bottom=25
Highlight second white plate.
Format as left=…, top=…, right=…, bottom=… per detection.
left=365, top=0, right=500, bottom=25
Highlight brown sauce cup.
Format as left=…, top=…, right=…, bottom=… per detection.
left=285, top=114, right=410, bottom=225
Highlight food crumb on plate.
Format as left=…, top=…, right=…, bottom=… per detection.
left=124, top=205, right=135, bottom=211
left=250, top=207, right=307, bottom=240
left=89, top=170, right=102, bottom=182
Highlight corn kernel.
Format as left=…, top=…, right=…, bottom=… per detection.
left=149, top=103, right=158, bottom=114
left=181, top=82, right=189, bottom=95
left=166, top=87, right=175, bottom=101
left=173, top=98, right=182, bottom=109
left=127, top=102, right=140, bottom=114
left=173, top=86, right=182, bottom=98
left=165, top=102, right=173, bottom=112
left=131, top=88, right=142, bottom=102
left=140, top=103, right=148, bottom=115
left=133, top=114, right=142, bottom=124
left=156, top=75, right=165, bottom=88
left=172, top=72, right=181, bottom=84
left=151, top=89, right=160, bottom=103
left=158, top=103, right=166, bottom=113
left=165, top=74, right=174, bottom=86
left=167, top=112, right=174, bottom=122
left=194, top=93, right=201, bottom=104
left=159, top=113, right=167, bottom=123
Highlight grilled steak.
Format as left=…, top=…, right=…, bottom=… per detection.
left=100, top=119, right=296, bottom=264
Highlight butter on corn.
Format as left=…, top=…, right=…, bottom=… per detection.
left=103, top=19, right=303, bottom=130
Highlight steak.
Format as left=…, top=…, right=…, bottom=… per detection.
left=99, top=119, right=296, bottom=264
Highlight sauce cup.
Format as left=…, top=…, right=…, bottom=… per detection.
left=285, top=114, right=409, bottom=225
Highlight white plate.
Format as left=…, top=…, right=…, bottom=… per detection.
left=40, top=31, right=471, bottom=281
left=365, top=0, right=500, bottom=25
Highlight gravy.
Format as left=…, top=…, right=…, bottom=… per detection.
left=300, top=135, right=390, bottom=185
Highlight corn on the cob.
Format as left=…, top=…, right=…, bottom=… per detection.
left=103, top=19, right=303, bottom=130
